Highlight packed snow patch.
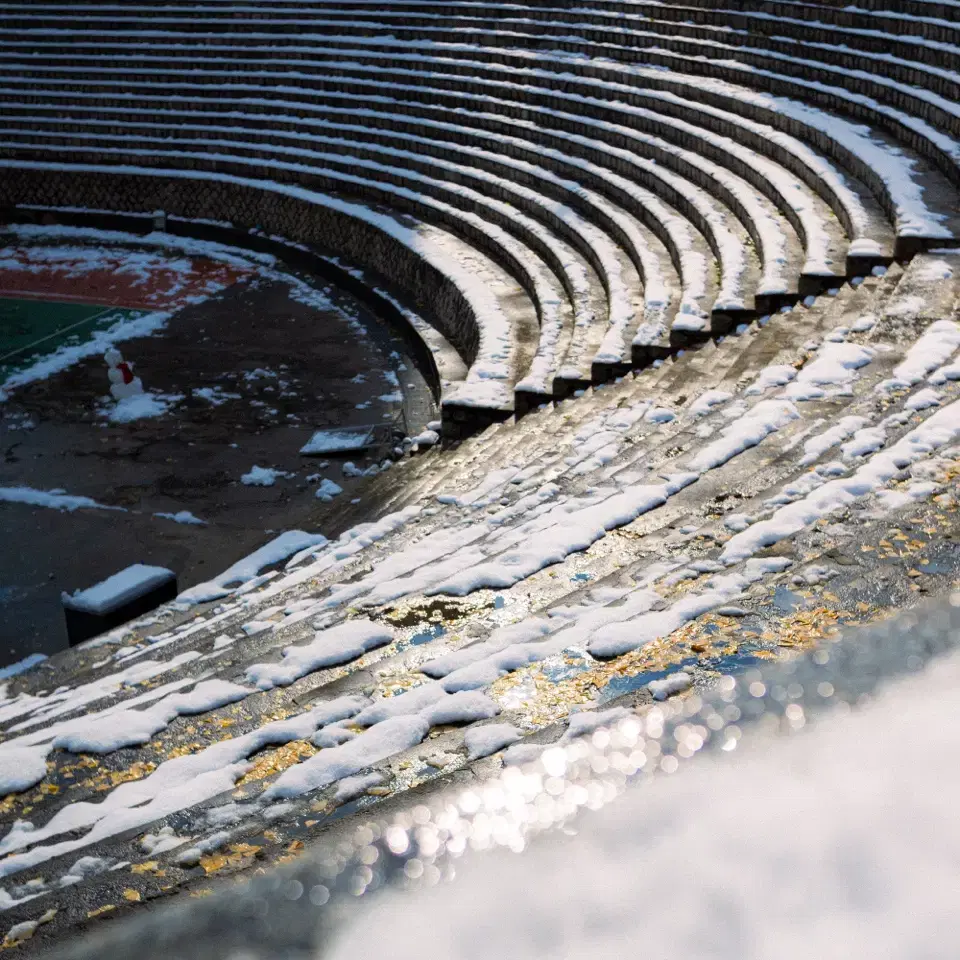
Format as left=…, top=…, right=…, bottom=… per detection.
left=333, top=771, right=385, bottom=803
left=648, top=672, right=693, bottom=701
left=265, top=715, right=429, bottom=799
left=315, top=478, right=343, bottom=502
left=105, top=392, right=182, bottom=423
left=62, top=564, right=174, bottom=615
left=464, top=723, right=522, bottom=760
left=177, top=530, right=328, bottom=604
left=245, top=619, right=394, bottom=690
left=300, top=428, right=373, bottom=455
left=0, top=486, right=122, bottom=513
left=241, top=466, right=293, bottom=487
left=154, top=510, right=206, bottom=525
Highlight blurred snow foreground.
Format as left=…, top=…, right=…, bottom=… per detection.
left=61, top=599, right=960, bottom=960
left=334, top=635, right=960, bottom=960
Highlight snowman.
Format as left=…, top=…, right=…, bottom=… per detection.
left=105, top=348, right=144, bottom=400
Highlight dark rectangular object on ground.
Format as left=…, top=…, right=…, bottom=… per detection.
left=62, top=565, right=177, bottom=646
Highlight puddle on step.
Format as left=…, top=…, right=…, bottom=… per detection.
left=598, top=658, right=698, bottom=703
left=408, top=623, right=446, bottom=647
left=380, top=596, right=492, bottom=628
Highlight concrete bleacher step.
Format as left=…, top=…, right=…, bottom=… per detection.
left=404, top=271, right=897, bottom=505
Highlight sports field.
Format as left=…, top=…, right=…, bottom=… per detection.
left=0, top=239, right=253, bottom=385
left=0, top=296, right=145, bottom=381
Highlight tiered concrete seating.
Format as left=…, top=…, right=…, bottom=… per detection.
left=0, top=0, right=960, bottom=928
left=5, top=1, right=960, bottom=948
left=5, top=0, right=959, bottom=433
left=4, top=248, right=960, bottom=954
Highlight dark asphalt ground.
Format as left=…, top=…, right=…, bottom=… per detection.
left=0, top=272, right=435, bottom=664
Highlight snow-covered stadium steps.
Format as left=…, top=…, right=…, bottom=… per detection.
left=0, top=39, right=856, bottom=288
left=400, top=271, right=873, bottom=503
left=350, top=29, right=960, bottom=243
left=451, top=327, right=807, bottom=502
left=1, top=126, right=603, bottom=410
left=350, top=331, right=922, bottom=614
left=349, top=0, right=960, bottom=111
left=18, top=0, right=953, bottom=241
left=48, top=29, right=935, bottom=256
left=370, top=255, right=936, bottom=556
left=0, top=132, right=629, bottom=409
left=368, top=270, right=895, bottom=513
left=65, top=10, right=944, bottom=251
left=0, top=6, right=944, bottom=425
left=0, top=76, right=764, bottom=340
left=39, top=92, right=813, bottom=313
left=6, top=471, right=960, bottom=948
left=113, top=283, right=955, bottom=636
left=635, top=271, right=960, bottom=567
left=4, top=0, right=958, bottom=55
left=254, top=0, right=960, bottom=166
left=373, top=317, right=774, bottom=514
left=7, top=6, right=960, bottom=937
left=0, top=110, right=686, bottom=369
left=3, top=271, right=959, bottom=919
left=6, top=0, right=960, bottom=142
left=0, top=52, right=808, bottom=305
left=266, top=325, right=908, bottom=635
left=598, top=298, right=901, bottom=489
left=0, top=42, right=889, bottom=275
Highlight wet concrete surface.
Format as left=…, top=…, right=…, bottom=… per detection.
left=0, top=273, right=436, bottom=662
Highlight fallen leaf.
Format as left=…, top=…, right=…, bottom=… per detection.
left=86, top=905, right=116, bottom=920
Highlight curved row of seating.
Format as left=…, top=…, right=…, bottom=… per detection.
left=0, top=0, right=957, bottom=433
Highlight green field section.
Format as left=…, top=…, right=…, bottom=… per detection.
left=0, top=297, right=145, bottom=381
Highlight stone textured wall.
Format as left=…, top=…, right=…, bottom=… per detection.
left=0, top=166, right=481, bottom=366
